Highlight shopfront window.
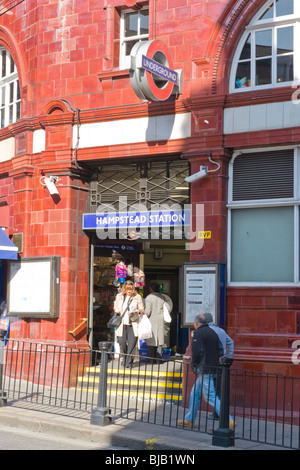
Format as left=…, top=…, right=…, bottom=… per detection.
left=228, top=148, right=300, bottom=285
left=230, top=0, right=300, bottom=92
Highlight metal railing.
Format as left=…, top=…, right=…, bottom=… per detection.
left=0, top=338, right=299, bottom=449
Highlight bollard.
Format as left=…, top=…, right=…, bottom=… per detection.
left=212, top=356, right=234, bottom=447
left=90, top=341, right=112, bottom=426
left=0, top=329, right=7, bottom=406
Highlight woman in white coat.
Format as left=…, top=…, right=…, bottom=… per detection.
left=144, top=282, right=166, bottom=363
left=114, top=280, right=144, bottom=368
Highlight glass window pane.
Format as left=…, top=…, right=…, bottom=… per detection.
left=125, top=40, right=136, bottom=56
left=235, top=62, right=251, bottom=88
left=277, top=55, right=293, bottom=82
left=1, top=50, right=6, bottom=78
left=16, top=80, right=20, bottom=100
left=9, top=82, right=13, bottom=103
left=16, top=101, right=20, bottom=120
left=259, top=3, right=274, bottom=20
left=0, top=109, right=4, bottom=128
left=276, top=0, right=293, bottom=17
left=0, top=86, right=4, bottom=107
left=9, top=104, right=13, bottom=123
left=231, top=207, right=294, bottom=282
left=125, top=12, right=138, bottom=37
left=277, top=27, right=293, bottom=55
left=239, top=34, right=251, bottom=60
left=256, top=58, right=272, bottom=85
left=255, top=30, right=272, bottom=57
left=10, top=55, right=15, bottom=74
left=140, top=10, right=149, bottom=35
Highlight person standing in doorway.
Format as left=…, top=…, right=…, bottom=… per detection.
left=144, top=282, right=165, bottom=363
left=114, top=280, right=144, bottom=368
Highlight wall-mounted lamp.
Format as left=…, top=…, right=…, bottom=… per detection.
left=40, top=175, right=60, bottom=196
left=185, top=156, right=220, bottom=183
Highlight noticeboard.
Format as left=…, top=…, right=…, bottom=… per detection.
left=182, top=263, right=225, bottom=327
left=7, top=257, right=60, bottom=318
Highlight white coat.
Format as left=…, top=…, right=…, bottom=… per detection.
left=114, top=292, right=144, bottom=338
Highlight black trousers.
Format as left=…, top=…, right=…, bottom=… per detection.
left=147, top=345, right=163, bottom=364
left=118, top=325, right=137, bottom=366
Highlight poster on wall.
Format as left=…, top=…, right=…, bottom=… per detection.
left=7, top=257, right=60, bottom=318
left=182, top=263, right=225, bottom=327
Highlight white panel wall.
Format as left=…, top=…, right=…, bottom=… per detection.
left=224, top=101, right=300, bottom=134
left=73, top=113, right=191, bottom=148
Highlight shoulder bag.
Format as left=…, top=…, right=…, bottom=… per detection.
left=109, top=296, right=133, bottom=328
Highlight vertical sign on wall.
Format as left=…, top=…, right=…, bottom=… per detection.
left=182, top=263, right=226, bottom=327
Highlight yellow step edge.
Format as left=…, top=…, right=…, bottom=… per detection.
left=78, top=376, right=182, bottom=389
left=85, top=367, right=183, bottom=378
left=75, top=387, right=182, bottom=401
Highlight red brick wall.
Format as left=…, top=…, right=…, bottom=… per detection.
left=0, top=176, right=14, bottom=234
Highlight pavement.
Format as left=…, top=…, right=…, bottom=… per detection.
left=0, top=403, right=291, bottom=451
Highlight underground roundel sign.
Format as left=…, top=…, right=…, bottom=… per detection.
left=129, top=40, right=182, bottom=102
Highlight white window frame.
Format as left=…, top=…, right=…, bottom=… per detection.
left=119, top=7, right=149, bottom=70
left=230, top=0, right=300, bottom=93
left=0, top=48, right=20, bottom=129
left=227, top=146, right=300, bottom=286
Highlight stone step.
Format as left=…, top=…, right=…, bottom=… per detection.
left=75, top=360, right=184, bottom=402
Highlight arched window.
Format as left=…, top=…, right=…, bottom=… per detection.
left=230, top=0, right=300, bottom=92
left=0, top=47, right=20, bottom=128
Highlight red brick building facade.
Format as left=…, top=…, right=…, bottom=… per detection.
left=0, top=0, right=299, bottom=378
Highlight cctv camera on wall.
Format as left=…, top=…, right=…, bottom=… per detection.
left=40, top=175, right=60, bottom=196
left=185, top=166, right=208, bottom=183
left=44, top=177, right=59, bottom=195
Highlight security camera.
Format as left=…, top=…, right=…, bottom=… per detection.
left=40, top=175, right=59, bottom=195
left=185, top=166, right=208, bottom=183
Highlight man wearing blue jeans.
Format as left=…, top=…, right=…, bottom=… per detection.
left=178, top=314, right=235, bottom=430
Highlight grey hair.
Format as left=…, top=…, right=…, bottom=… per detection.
left=194, top=314, right=206, bottom=324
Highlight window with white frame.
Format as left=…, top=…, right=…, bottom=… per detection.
left=228, top=148, right=300, bottom=284
left=0, top=48, right=20, bottom=129
left=230, top=0, right=300, bottom=92
left=120, top=8, right=149, bottom=69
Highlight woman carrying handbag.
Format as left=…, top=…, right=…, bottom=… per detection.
left=113, top=280, right=144, bottom=368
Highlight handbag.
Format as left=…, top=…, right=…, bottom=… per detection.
left=109, top=314, right=123, bottom=328
left=109, top=295, right=135, bottom=328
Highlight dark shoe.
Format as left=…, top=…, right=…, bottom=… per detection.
left=208, top=412, right=219, bottom=420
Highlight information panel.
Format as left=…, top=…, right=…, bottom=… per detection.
left=7, top=257, right=60, bottom=318
left=182, top=264, right=220, bottom=326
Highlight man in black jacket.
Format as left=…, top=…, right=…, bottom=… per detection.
left=178, top=314, right=235, bottom=429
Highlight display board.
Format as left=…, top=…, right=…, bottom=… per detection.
left=182, top=263, right=225, bottom=327
left=7, top=257, right=60, bottom=318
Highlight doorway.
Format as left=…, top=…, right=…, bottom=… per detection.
left=143, top=240, right=189, bottom=354
left=88, top=238, right=189, bottom=354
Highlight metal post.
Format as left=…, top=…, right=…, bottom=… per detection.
left=90, top=341, right=112, bottom=426
left=212, top=356, right=234, bottom=447
left=0, top=329, right=7, bottom=406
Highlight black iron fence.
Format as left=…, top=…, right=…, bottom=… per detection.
left=0, top=338, right=299, bottom=449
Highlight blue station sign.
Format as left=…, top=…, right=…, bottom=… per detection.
left=83, top=209, right=190, bottom=230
